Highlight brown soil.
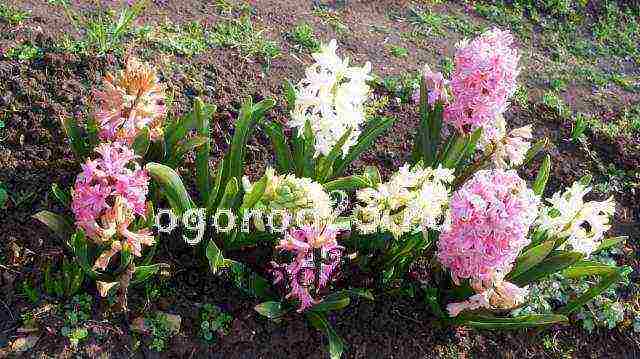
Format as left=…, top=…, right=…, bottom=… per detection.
left=1, top=1, right=639, bottom=358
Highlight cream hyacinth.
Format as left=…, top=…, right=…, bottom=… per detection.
left=289, top=39, right=372, bottom=158
left=537, top=181, right=615, bottom=256
left=355, top=164, right=454, bottom=238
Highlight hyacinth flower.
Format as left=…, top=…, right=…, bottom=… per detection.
left=94, top=57, right=167, bottom=144
left=270, top=225, right=344, bottom=312
left=436, top=169, right=538, bottom=316
left=536, top=180, right=615, bottom=257
left=355, top=163, right=454, bottom=238
left=71, top=143, right=154, bottom=277
left=289, top=39, right=372, bottom=158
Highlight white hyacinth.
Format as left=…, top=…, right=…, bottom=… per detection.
left=490, top=116, right=533, bottom=169
left=537, top=181, right=615, bottom=256
left=355, top=164, right=454, bottom=238
left=289, top=39, right=372, bottom=158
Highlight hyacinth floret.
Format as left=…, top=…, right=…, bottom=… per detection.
left=289, top=39, right=372, bottom=157
left=271, top=226, right=343, bottom=312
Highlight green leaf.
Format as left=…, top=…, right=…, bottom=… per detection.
left=310, top=292, right=350, bottom=313
left=254, top=301, right=285, bottom=321
left=241, top=175, right=267, bottom=210
left=333, top=116, right=395, bottom=178
left=441, top=133, right=469, bottom=169
left=194, top=98, right=217, bottom=205
left=145, top=163, right=193, bottom=215
left=592, top=236, right=627, bottom=254
left=579, top=174, right=592, bottom=186
left=511, top=251, right=583, bottom=286
left=455, top=127, right=482, bottom=171
left=558, top=269, right=622, bottom=315
left=316, top=127, right=354, bottom=182
left=226, top=260, right=274, bottom=300
left=206, top=159, right=225, bottom=213
left=413, top=81, right=443, bottom=166
left=561, top=261, right=619, bottom=279
left=33, top=211, right=74, bottom=241
left=206, top=239, right=228, bottom=275
left=132, top=263, right=167, bottom=285
left=521, top=138, right=548, bottom=167
left=219, top=177, right=239, bottom=209
left=224, top=98, right=275, bottom=195
left=306, top=311, right=345, bottom=359
left=460, top=314, right=568, bottom=329
left=532, top=154, right=551, bottom=196
left=70, top=230, right=97, bottom=280
left=61, top=117, right=87, bottom=160
left=323, top=166, right=380, bottom=192
left=261, top=120, right=293, bottom=173
left=132, top=127, right=151, bottom=157
left=507, top=240, right=555, bottom=281
left=170, top=136, right=209, bottom=167
left=284, top=79, right=297, bottom=112
left=51, top=183, right=71, bottom=207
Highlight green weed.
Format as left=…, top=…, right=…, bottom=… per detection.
left=210, top=17, right=281, bottom=65
left=287, top=23, right=320, bottom=52
left=389, top=44, right=408, bottom=58
left=199, top=304, right=233, bottom=343
left=0, top=4, right=30, bottom=25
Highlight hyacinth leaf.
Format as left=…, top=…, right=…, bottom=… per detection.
left=206, top=239, right=229, bottom=274
left=532, top=154, right=551, bottom=196
left=579, top=174, right=592, bottom=186
left=255, top=301, right=285, bottom=322
left=506, top=240, right=555, bottom=281
left=558, top=268, right=623, bottom=315
left=592, top=236, right=627, bottom=255
left=284, top=79, right=297, bottom=112
left=292, top=120, right=316, bottom=178
left=440, top=134, right=469, bottom=169
left=132, top=127, right=150, bottom=157
left=261, top=120, right=293, bottom=173
left=33, top=210, right=74, bottom=241
left=225, top=98, right=276, bottom=196
left=454, top=127, right=483, bottom=172
left=316, top=127, right=353, bottom=182
left=306, top=311, right=345, bottom=359
left=459, top=314, right=568, bottom=329
left=310, top=292, right=351, bottom=313
left=241, top=175, right=267, bottom=210
left=227, top=260, right=274, bottom=300
left=132, top=263, right=167, bottom=285
left=206, top=159, right=225, bottom=214
left=323, top=166, right=380, bottom=192
left=521, top=138, right=548, bottom=167
left=169, top=135, right=209, bottom=168
left=61, top=117, right=88, bottom=160
left=70, top=230, right=97, bottom=280
left=561, top=261, right=619, bottom=279
left=413, top=77, right=443, bottom=166
left=219, top=177, right=239, bottom=209
left=511, top=251, right=583, bottom=286
left=145, top=163, right=193, bottom=215
left=194, top=98, right=217, bottom=205
left=116, top=247, right=133, bottom=274
left=333, top=116, right=395, bottom=178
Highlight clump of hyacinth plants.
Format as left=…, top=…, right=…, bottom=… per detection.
left=31, top=26, right=629, bottom=359
left=347, top=27, right=626, bottom=328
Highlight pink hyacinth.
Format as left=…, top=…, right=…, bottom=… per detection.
left=94, top=57, right=166, bottom=144
left=437, top=170, right=538, bottom=290
left=443, top=28, right=520, bottom=142
left=413, top=64, right=449, bottom=105
left=71, top=143, right=153, bottom=269
left=271, top=226, right=343, bottom=312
